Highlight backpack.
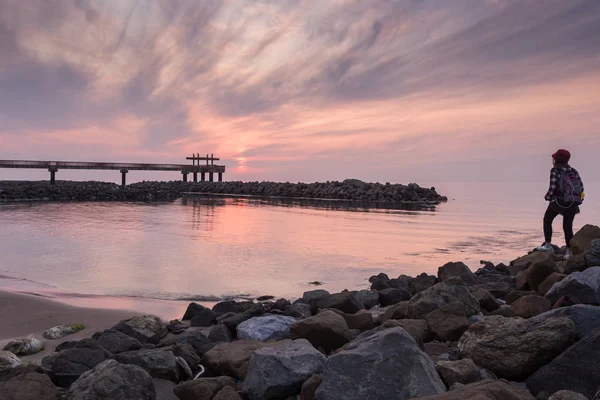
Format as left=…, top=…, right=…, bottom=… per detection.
left=557, top=168, right=583, bottom=206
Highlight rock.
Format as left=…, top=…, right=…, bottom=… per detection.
left=289, top=310, right=351, bottom=352
left=220, top=304, right=266, bottom=335
left=315, top=327, right=445, bottom=400
left=570, top=224, right=600, bottom=255
left=111, top=315, right=168, bottom=344
left=354, top=290, right=380, bottom=309
left=546, top=267, right=600, bottom=305
left=539, top=273, right=567, bottom=295
left=301, top=374, right=322, bottom=400
left=325, top=309, right=375, bottom=331
left=0, top=351, right=22, bottom=374
left=424, top=342, right=451, bottom=362
left=113, top=349, right=180, bottom=383
left=564, top=254, right=588, bottom=274
left=301, top=290, right=331, bottom=304
left=191, top=310, right=217, bottom=327
left=412, top=379, right=535, bottom=400
left=378, top=288, right=412, bottom=306
left=182, top=303, right=213, bottom=321
left=177, top=326, right=231, bottom=355
left=472, top=289, right=501, bottom=312
left=42, top=323, right=85, bottom=340
left=274, top=298, right=291, bottom=311
left=551, top=295, right=583, bottom=309
left=2, top=338, right=44, bottom=356
left=510, top=295, right=552, bottom=318
left=410, top=273, right=439, bottom=294
left=41, top=339, right=112, bottom=387
left=202, top=340, right=289, bottom=379
left=526, top=327, right=600, bottom=398
left=284, top=303, right=313, bottom=318
left=213, top=386, right=243, bottom=400
left=506, top=290, right=541, bottom=305
left=548, top=391, right=590, bottom=400
left=236, top=315, right=296, bottom=341
left=314, top=292, right=364, bottom=314
left=529, top=304, right=600, bottom=340
left=166, top=320, right=188, bottom=333
left=376, top=319, right=431, bottom=346
left=526, top=258, right=558, bottom=292
left=585, top=238, right=600, bottom=266
left=474, top=281, right=514, bottom=299
left=173, top=376, right=236, bottom=400
left=489, top=304, right=516, bottom=317
left=93, top=329, right=143, bottom=354
left=66, top=359, right=155, bottom=399
left=157, top=333, right=180, bottom=348
left=153, top=378, right=178, bottom=400
left=438, top=262, right=476, bottom=284
left=408, top=278, right=480, bottom=319
left=243, top=339, right=326, bottom=400
left=458, top=315, right=576, bottom=380
left=426, top=302, right=470, bottom=342
left=510, top=251, right=552, bottom=274
left=382, top=301, right=410, bottom=321
left=212, top=301, right=238, bottom=317
left=172, top=344, right=201, bottom=375
left=0, top=365, right=60, bottom=400
left=435, top=359, right=484, bottom=387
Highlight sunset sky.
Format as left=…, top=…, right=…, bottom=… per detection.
left=1, top=0, right=599, bottom=183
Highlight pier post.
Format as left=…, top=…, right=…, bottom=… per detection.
left=48, top=168, right=58, bottom=185
left=182, top=172, right=188, bottom=182
left=120, top=169, right=128, bottom=186
left=218, top=172, right=223, bottom=182
left=209, top=172, right=214, bottom=182
left=201, top=172, right=206, bottom=182
left=193, top=172, right=198, bottom=182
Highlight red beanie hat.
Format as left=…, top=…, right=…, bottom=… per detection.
left=552, top=149, right=571, bottom=164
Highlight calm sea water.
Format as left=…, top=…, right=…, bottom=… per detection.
left=1, top=181, right=598, bottom=301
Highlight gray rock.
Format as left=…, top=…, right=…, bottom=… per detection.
left=458, top=315, right=576, bottom=381
left=0, top=365, right=60, bottom=400
left=315, top=327, right=446, bottom=400
left=182, top=302, right=214, bottom=322
left=153, top=378, right=179, bottom=400
left=284, top=303, right=313, bottom=318
left=274, top=298, right=291, bottom=311
left=220, top=304, right=266, bottom=335
left=236, top=315, right=297, bottom=341
left=67, top=359, right=155, bottom=400
left=435, top=359, right=484, bottom=387
left=529, top=304, right=600, bottom=340
left=290, top=310, right=351, bottom=352
left=526, top=328, right=600, bottom=399
left=176, top=325, right=231, bottom=355
left=173, top=376, right=237, bottom=400
left=585, top=238, right=600, bottom=266
left=191, top=310, right=217, bottom=327
left=412, top=379, right=534, bottom=400
left=243, top=339, right=326, bottom=400
left=438, top=262, right=476, bottom=284
left=2, top=338, right=44, bottom=356
left=0, top=351, right=22, bottom=374
left=113, top=349, right=180, bottom=382
left=111, top=315, right=168, bottom=344
left=315, top=292, right=364, bottom=314
left=301, top=290, right=331, bottom=304
left=408, top=278, right=480, bottom=319
left=325, top=309, right=375, bottom=331
left=548, top=391, right=590, bottom=400
left=546, top=267, right=600, bottom=305
left=42, top=323, right=85, bottom=340
left=93, top=329, right=143, bottom=354
left=355, top=290, right=380, bottom=309
left=378, top=288, right=412, bottom=306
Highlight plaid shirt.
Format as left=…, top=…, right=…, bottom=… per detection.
left=545, top=165, right=584, bottom=201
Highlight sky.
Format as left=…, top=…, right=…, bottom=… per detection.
left=0, top=0, right=599, bottom=184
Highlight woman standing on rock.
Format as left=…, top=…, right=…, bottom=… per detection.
left=536, top=149, right=584, bottom=258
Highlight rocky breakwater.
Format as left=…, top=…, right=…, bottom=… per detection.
left=0, top=179, right=447, bottom=204
left=3, top=224, right=600, bottom=400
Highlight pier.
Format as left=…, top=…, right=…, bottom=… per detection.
left=0, top=154, right=225, bottom=185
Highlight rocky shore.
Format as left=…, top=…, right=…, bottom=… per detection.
left=0, top=180, right=447, bottom=205
left=2, top=225, right=600, bottom=400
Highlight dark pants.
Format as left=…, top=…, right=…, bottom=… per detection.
left=544, top=202, right=579, bottom=247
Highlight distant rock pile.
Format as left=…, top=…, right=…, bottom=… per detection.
left=3, top=226, right=600, bottom=399
left=0, top=180, right=447, bottom=204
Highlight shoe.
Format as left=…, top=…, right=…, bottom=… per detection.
left=536, top=242, right=554, bottom=252
left=564, top=248, right=573, bottom=260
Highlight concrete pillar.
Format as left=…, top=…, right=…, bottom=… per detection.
left=201, top=172, right=206, bottom=182
left=120, top=169, right=128, bottom=186
left=48, top=168, right=58, bottom=185
left=182, top=172, right=188, bottom=182
left=193, top=172, right=198, bottom=182
left=218, top=172, right=223, bottom=182
left=209, top=172, right=214, bottom=182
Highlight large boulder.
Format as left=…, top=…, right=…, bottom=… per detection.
left=315, top=328, right=446, bottom=400
left=438, top=262, right=476, bottom=284
left=220, top=304, right=266, bottom=336
left=585, top=238, right=600, bottom=266
left=113, top=349, right=180, bottom=382
left=236, top=315, right=296, bottom=341
left=510, top=295, right=551, bottom=318
left=382, top=301, right=410, bottom=321
left=2, top=338, right=44, bottom=356
left=42, top=323, right=86, bottom=340
left=526, top=258, right=558, bottom=291
left=529, top=304, right=600, bottom=340
left=212, top=301, right=255, bottom=317
left=412, top=379, right=534, bottom=400
left=202, top=340, right=289, bottom=379
left=564, top=254, right=588, bottom=274
left=473, top=281, right=513, bottom=299
left=510, top=252, right=552, bottom=275
left=173, top=376, right=236, bottom=400
left=378, top=288, right=412, bottom=306
left=290, top=310, right=351, bottom=352
left=435, top=359, right=486, bottom=388
left=67, top=359, right=155, bottom=400
left=425, top=302, right=469, bottom=342
left=376, top=319, right=431, bottom=346
left=0, top=351, right=22, bottom=374
left=458, top=315, right=575, bottom=380
left=93, top=329, right=142, bottom=354
left=526, top=327, right=600, bottom=398
left=407, top=278, right=480, bottom=319
left=539, top=273, right=567, bottom=296
left=111, top=316, right=167, bottom=344
left=41, top=339, right=112, bottom=387
left=182, top=303, right=216, bottom=324
left=472, top=289, right=501, bottom=312
left=506, top=290, right=541, bottom=305
left=243, top=339, right=326, bottom=400
left=546, top=267, right=600, bottom=305
left=314, top=292, right=364, bottom=314
left=301, top=290, right=331, bottom=305
left=0, top=365, right=60, bottom=400
left=354, top=290, right=380, bottom=309
left=570, top=224, right=600, bottom=255
left=177, top=325, right=231, bottom=355
left=325, top=309, right=375, bottom=331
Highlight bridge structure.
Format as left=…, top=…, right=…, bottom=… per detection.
left=0, top=154, right=225, bottom=185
